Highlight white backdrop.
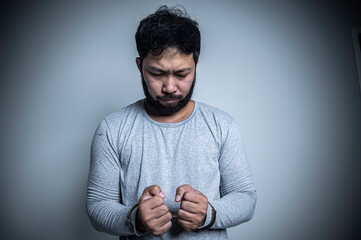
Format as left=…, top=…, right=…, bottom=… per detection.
left=1, top=0, right=360, bottom=239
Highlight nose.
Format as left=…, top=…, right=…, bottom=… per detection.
left=162, top=76, right=177, bottom=94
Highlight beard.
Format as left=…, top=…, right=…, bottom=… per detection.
left=141, top=72, right=196, bottom=116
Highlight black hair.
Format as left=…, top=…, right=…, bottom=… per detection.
left=135, top=5, right=201, bottom=63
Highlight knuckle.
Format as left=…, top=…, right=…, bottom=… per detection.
left=155, top=196, right=164, bottom=205
left=162, top=204, right=169, bottom=212
left=149, top=196, right=161, bottom=205
left=183, top=191, right=194, bottom=200
left=178, top=184, right=190, bottom=191
left=177, top=209, right=184, bottom=218
left=180, top=201, right=185, bottom=209
left=158, top=206, right=167, bottom=215
left=167, top=221, right=173, bottom=230
left=177, top=219, right=183, bottom=227
left=143, top=185, right=152, bottom=193
left=184, top=184, right=192, bottom=191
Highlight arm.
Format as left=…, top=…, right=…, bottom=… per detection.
left=174, top=117, right=257, bottom=231
left=85, top=119, right=137, bottom=236
left=210, top=117, right=257, bottom=229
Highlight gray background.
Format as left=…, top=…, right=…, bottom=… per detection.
left=1, top=0, right=360, bottom=239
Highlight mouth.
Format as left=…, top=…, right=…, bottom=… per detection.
left=160, top=99, right=178, bottom=103
left=157, top=95, right=183, bottom=104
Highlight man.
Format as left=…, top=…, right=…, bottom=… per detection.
left=86, top=5, right=256, bottom=239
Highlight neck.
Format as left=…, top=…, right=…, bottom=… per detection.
left=145, top=100, right=195, bottom=123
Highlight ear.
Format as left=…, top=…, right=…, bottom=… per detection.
left=136, top=57, right=142, bottom=73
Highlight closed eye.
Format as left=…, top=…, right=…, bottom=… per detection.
left=176, top=74, right=188, bottom=78
left=149, top=72, right=163, bottom=77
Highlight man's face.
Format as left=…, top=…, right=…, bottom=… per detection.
left=137, top=48, right=197, bottom=116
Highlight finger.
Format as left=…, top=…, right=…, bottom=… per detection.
left=146, top=212, right=172, bottom=236
left=155, top=211, right=172, bottom=227
left=180, top=200, right=199, bottom=214
left=177, top=208, right=196, bottom=222
left=151, top=220, right=172, bottom=236
left=139, top=202, right=169, bottom=225
left=145, top=209, right=171, bottom=228
left=152, top=203, right=170, bottom=216
left=141, top=196, right=164, bottom=209
left=160, top=220, right=172, bottom=231
left=178, top=208, right=205, bottom=229
left=181, top=191, right=201, bottom=203
left=178, top=218, right=194, bottom=232
left=141, top=185, right=165, bottom=201
left=194, top=190, right=202, bottom=195
left=175, top=184, right=194, bottom=202
left=183, top=191, right=208, bottom=209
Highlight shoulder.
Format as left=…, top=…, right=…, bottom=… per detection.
left=99, top=100, right=144, bottom=131
left=195, top=101, right=236, bottom=125
left=195, top=102, right=245, bottom=148
left=105, top=100, right=143, bottom=120
left=194, top=101, right=243, bottom=146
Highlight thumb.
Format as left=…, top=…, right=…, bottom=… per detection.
left=141, top=185, right=165, bottom=201
left=175, top=184, right=194, bottom=202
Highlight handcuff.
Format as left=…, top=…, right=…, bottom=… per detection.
left=126, top=201, right=216, bottom=232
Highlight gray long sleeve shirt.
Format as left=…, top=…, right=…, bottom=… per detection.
left=86, top=100, right=257, bottom=239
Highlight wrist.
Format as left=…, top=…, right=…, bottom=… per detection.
left=126, top=204, right=147, bottom=236
left=197, top=202, right=216, bottom=231
left=136, top=209, right=147, bottom=233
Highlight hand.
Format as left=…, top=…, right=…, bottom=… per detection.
left=137, top=185, right=172, bottom=236
left=175, top=184, right=208, bottom=232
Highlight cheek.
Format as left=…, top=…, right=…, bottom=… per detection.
left=180, top=77, right=194, bottom=92
left=146, top=79, right=162, bottom=95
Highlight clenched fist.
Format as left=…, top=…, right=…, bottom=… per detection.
left=175, top=184, right=208, bottom=232
left=137, top=185, right=172, bottom=236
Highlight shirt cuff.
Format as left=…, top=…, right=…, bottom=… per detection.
left=127, top=204, right=147, bottom=236
left=197, top=201, right=216, bottom=230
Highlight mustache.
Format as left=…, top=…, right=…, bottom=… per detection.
left=156, top=94, right=183, bottom=101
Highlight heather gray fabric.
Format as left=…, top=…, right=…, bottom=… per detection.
left=86, top=99, right=257, bottom=239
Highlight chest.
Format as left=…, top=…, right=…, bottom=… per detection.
left=119, top=120, right=220, bottom=169
left=117, top=119, right=222, bottom=205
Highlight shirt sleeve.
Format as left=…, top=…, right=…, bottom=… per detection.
left=85, top=119, right=141, bottom=236
left=210, top=117, right=257, bottom=229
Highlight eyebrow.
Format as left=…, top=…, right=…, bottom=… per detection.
left=147, top=66, right=192, bottom=74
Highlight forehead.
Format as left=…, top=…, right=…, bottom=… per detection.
left=143, top=48, right=195, bottom=70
